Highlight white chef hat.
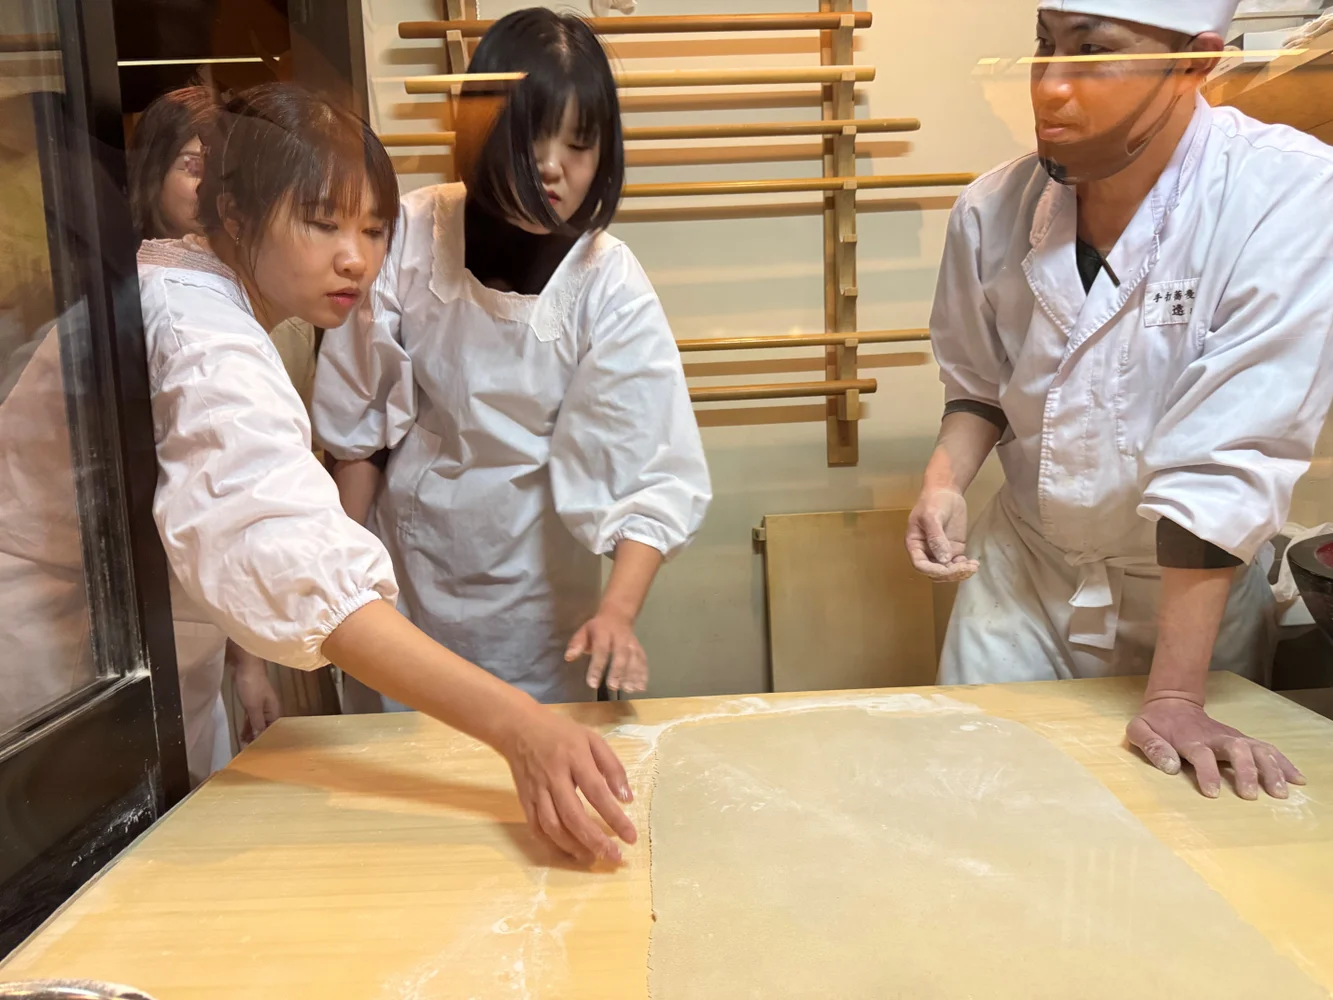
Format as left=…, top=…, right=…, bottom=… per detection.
left=1036, top=0, right=1240, bottom=36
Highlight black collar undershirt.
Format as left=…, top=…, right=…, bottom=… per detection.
left=463, top=197, right=579, bottom=296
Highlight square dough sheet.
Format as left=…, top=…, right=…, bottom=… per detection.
left=648, top=709, right=1323, bottom=999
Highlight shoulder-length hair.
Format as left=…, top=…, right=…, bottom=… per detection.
left=464, top=8, right=624, bottom=235
left=129, top=86, right=219, bottom=239
left=195, top=83, right=400, bottom=279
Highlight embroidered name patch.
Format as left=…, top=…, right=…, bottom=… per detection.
left=1143, top=277, right=1200, bottom=328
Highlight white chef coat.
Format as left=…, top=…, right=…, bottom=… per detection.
left=932, top=95, right=1333, bottom=683
left=313, top=183, right=711, bottom=704
left=139, top=236, right=399, bottom=673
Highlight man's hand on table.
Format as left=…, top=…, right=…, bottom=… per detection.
left=501, top=703, right=638, bottom=865
left=1127, top=695, right=1304, bottom=800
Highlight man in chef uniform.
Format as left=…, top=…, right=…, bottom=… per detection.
left=907, top=0, right=1333, bottom=799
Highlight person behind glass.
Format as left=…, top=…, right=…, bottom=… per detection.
left=128, top=85, right=284, bottom=778
left=140, top=81, right=635, bottom=863
left=906, top=0, right=1333, bottom=799
left=314, top=9, right=711, bottom=709
left=128, top=85, right=214, bottom=241
left=131, top=86, right=321, bottom=405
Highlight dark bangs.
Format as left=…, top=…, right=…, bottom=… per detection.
left=465, top=8, right=623, bottom=234
left=197, top=83, right=400, bottom=258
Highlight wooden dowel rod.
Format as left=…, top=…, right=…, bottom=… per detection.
left=379, top=118, right=920, bottom=148
left=678, top=330, right=929, bottom=352
left=405, top=65, right=874, bottom=94
left=400, top=12, right=874, bottom=39
left=626, top=117, right=920, bottom=140
left=691, top=378, right=876, bottom=403
left=380, top=131, right=458, bottom=147
left=626, top=173, right=976, bottom=198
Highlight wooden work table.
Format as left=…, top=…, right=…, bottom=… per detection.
left=3, top=673, right=1332, bottom=998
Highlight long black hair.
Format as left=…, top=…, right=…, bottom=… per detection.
left=196, top=83, right=400, bottom=280
left=464, top=8, right=624, bottom=234
left=129, top=86, right=219, bottom=239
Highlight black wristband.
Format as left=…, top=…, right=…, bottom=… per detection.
left=943, top=398, right=1008, bottom=433
left=1156, top=518, right=1243, bottom=570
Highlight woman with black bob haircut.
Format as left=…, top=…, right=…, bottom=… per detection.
left=462, top=4, right=624, bottom=235
left=139, top=81, right=637, bottom=863
left=315, top=9, right=711, bottom=714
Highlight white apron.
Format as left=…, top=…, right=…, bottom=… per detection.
left=929, top=97, right=1333, bottom=684
left=314, top=184, right=710, bottom=705
left=939, top=491, right=1274, bottom=684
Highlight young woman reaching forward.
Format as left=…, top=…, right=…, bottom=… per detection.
left=141, top=83, right=634, bottom=862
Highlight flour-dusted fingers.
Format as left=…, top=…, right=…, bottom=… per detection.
left=1271, top=744, right=1306, bottom=786
left=585, top=627, right=613, bottom=690
left=551, top=773, right=620, bottom=862
left=1217, top=737, right=1260, bottom=801
left=1251, top=744, right=1289, bottom=799
left=607, top=635, right=640, bottom=693
left=604, top=641, right=625, bottom=693
left=573, top=755, right=637, bottom=852
left=565, top=622, right=591, bottom=664
left=537, top=787, right=591, bottom=863
left=620, top=642, right=648, bottom=694
left=588, top=732, right=635, bottom=807
left=1179, top=742, right=1222, bottom=799
left=1126, top=715, right=1183, bottom=775
left=909, top=547, right=975, bottom=581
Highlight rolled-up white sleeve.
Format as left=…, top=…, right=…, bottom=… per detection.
left=550, top=247, right=711, bottom=560
left=931, top=190, right=1006, bottom=408
left=147, top=275, right=399, bottom=670
left=311, top=219, right=416, bottom=460
left=1139, top=164, right=1333, bottom=564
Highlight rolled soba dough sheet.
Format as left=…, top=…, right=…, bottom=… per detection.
left=647, top=709, right=1322, bottom=999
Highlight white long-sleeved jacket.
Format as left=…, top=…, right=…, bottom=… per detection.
left=139, top=237, right=398, bottom=670
left=313, top=184, right=710, bottom=701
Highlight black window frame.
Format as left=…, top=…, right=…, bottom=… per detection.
left=0, top=0, right=188, bottom=956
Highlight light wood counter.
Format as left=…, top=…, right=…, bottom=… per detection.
left=3, top=673, right=1332, bottom=998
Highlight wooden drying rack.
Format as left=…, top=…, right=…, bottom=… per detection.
left=395, top=2, right=959, bottom=466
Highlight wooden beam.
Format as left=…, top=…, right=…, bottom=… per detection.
left=626, top=117, right=919, bottom=140
left=624, top=173, right=975, bottom=198
left=379, top=131, right=457, bottom=147
left=400, top=12, right=874, bottom=39
left=677, top=330, right=929, bottom=352
left=691, top=378, right=876, bottom=403
left=405, top=65, right=875, bottom=93
left=378, top=118, right=920, bottom=147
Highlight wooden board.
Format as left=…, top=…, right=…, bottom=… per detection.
left=3, top=675, right=1333, bottom=999
left=762, top=509, right=939, bottom=692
